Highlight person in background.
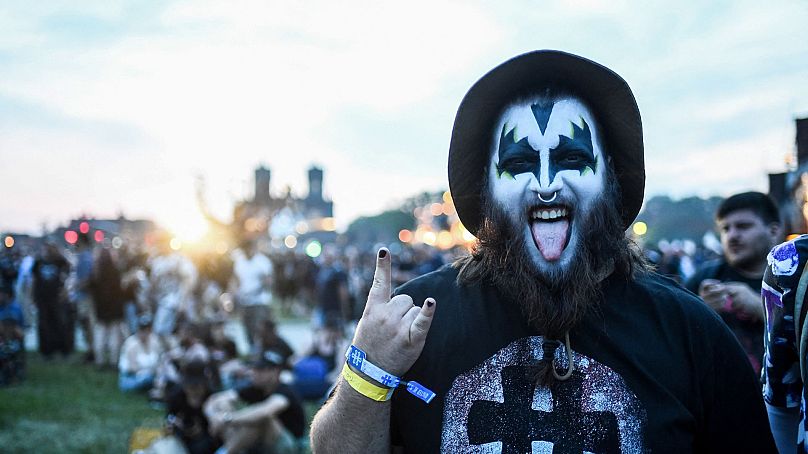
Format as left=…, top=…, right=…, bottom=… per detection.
left=205, top=349, right=305, bottom=454
left=252, top=319, right=294, bottom=368
left=165, top=360, right=221, bottom=454
left=686, top=191, right=783, bottom=375
left=761, top=235, right=808, bottom=454
left=149, top=238, right=198, bottom=346
left=70, top=233, right=96, bottom=363
left=89, top=248, right=127, bottom=369
left=119, top=315, right=162, bottom=392
left=32, top=242, right=73, bottom=360
left=293, top=315, right=347, bottom=401
left=232, top=240, right=273, bottom=351
left=0, top=285, right=25, bottom=385
left=313, top=247, right=350, bottom=327
left=216, top=340, right=247, bottom=391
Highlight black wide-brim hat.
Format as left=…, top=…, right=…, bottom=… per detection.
left=448, top=50, right=644, bottom=235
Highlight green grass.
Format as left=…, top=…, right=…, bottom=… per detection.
left=0, top=353, right=163, bottom=453
left=0, top=352, right=323, bottom=453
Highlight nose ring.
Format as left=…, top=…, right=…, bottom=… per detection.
left=538, top=191, right=557, bottom=203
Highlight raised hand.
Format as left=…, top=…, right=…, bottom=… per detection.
left=351, top=248, right=436, bottom=377
left=698, top=278, right=728, bottom=311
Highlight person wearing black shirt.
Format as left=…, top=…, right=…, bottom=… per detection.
left=310, top=51, right=776, bottom=453
left=204, top=349, right=304, bottom=453
left=685, top=191, right=783, bottom=375
left=32, top=242, right=73, bottom=359
left=166, top=361, right=220, bottom=454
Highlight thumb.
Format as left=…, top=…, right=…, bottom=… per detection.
left=408, top=298, right=436, bottom=343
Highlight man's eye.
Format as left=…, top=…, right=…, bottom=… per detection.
left=503, top=157, right=534, bottom=168
left=561, top=152, right=586, bottom=164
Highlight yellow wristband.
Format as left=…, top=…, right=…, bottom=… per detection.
left=341, top=364, right=395, bottom=402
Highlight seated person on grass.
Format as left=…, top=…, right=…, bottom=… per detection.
left=204, top=349, right=305, bottom=454
left=166, top=360, right=221, bottom=454
left=119, top=315, right=162, bottom=392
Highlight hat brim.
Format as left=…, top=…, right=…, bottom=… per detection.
left=448, top=50, right=644, bottom=235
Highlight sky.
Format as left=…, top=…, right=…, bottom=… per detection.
left=1, top=0, right=807, bottom=239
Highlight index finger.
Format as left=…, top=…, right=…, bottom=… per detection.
left=367, top=248, right=392, bottom=306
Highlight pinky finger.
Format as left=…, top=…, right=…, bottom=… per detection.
left=407, top=298, right=436, bottom=344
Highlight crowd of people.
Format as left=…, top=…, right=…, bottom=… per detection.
left=0, top=232, right=453, bottom=453
left=0, top=191, right=795, bottom=452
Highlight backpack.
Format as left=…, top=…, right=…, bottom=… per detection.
left=292, top=355, right=331, bottom=400
left=793, top=264, right=808, bottom=384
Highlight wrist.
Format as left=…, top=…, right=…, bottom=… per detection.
left=346, top=361, right=393, bottom=389
left=341, top=364, right=395, bottom=402
left=344, top=344, right=436, bottom=404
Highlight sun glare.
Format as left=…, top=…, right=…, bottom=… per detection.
left=164, top=211, right=210, bottom=244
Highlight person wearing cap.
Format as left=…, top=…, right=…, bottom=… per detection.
left=310, top=51, right=775, bottom=452
left=204, top=349, right=305, bottom=454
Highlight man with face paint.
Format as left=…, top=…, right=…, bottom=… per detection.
left=310, top=51, right=776, bottom=453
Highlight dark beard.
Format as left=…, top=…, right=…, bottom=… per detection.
left=456, top=179, right=636, bottom=340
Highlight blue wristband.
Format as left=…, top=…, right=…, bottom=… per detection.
left=345, top=345, right=436, bottom=404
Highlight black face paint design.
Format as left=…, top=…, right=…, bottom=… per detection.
left=495, top=125, right=539, bottom=180
left=548, top=117, right=597, bottom=183
left=495, top=102, right=598, bottom=182
left=531, top=101, right=553, bottom=135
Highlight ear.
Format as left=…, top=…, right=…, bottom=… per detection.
left=768, top=222, right=783, bottom=242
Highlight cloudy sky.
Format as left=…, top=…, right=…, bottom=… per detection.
left=1, top=0, right=807, bottom=239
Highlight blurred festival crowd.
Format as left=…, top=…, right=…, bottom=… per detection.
left=0, top=233, right=469, bottom=453
left=0, top=229, right=727, bottom=453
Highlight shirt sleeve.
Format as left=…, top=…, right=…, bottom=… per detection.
left=762, top=246, right=802, bottom=409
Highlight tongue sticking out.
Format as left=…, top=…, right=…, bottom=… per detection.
left=531, top=219, right=570, bottom=261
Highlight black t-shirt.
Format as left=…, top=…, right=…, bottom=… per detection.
left=236, top=383, right=305, bottom=438
left=390, top=265, right=775, bottom=453
left=685, top=260, right=764, bottom=374
left=166, top=385, right=214, bottom=443
left=315, top=266, right=348, bottom=313
left=32, top=256, right=70, bottom=304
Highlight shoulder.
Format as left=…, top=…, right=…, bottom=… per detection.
left=121, top=335, right=137, bottom=349
left=394, top=264, right=468, bottom=304
left=627, top=271, right=723, bottom=325
left=396, top=264, right=460, bottom=294
left=766, top=236, right=808, bottom=291
left=683, top=259, right=725, bottom=291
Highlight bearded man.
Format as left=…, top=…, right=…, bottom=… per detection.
left=310, top=51, right=775, bottom=453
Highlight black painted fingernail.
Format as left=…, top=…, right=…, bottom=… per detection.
left=427, top=299, right=434, bottom=307
left=378, top=249, right=387, bottom=258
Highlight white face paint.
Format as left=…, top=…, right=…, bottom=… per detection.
left=487, top=97, right=606, bottom=272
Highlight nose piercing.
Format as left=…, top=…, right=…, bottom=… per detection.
left=538, top=191, right=557, bottom=203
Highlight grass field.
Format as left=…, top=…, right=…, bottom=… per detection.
left=0, top=353, right=163, bottom=453
left=0, top=352, right=323, bottom=453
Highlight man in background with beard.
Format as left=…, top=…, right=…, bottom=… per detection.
left=685, top=191, right=782, bottom=376
left=310, top=51, right=775, bottom=452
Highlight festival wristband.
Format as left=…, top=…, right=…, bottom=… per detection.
left=345, top=345, right=436, bottom=404
left=341, top=364, right=395, bottom=402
